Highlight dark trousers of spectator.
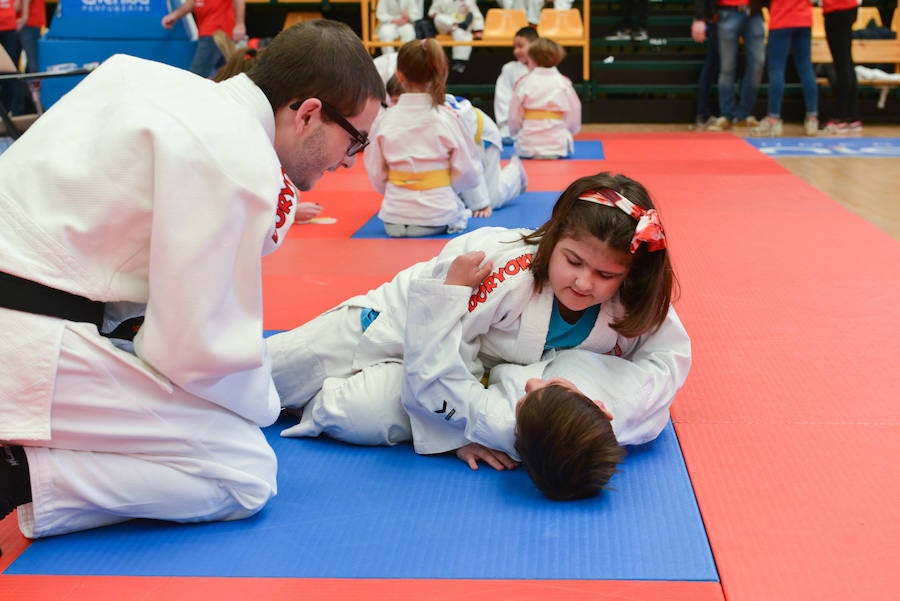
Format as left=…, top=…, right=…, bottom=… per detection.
left=823, top=7, right=859, bottom=123
left=697, top=21, right=720, bottom=121
left=0, top=29, right=24, bottom=116
left=618, top=0, right=650, bottom=29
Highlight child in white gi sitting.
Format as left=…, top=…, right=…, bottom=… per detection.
left=386, top=74, right=527, bottom=212
left=427, top=0, right=485, bottom=73
left=364, top=38, right=485, bottom=237
left=494, top=26, right=538, bottom=145
left=509, top=37, right=582, bottom=159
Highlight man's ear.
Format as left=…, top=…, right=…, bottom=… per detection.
left=289, top=98, right=322, bottom=134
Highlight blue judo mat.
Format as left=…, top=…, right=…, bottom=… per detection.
left=352, top=191, right=559, bottom=239
left=500, top=139, right=605, bottom=160
left=745, top=136, right=900, bottom=157
left=7, top=420, right=716, bottom=581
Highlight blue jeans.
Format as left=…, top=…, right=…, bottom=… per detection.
left=716, top=9, right=766, bottom=121
left=189, top=36, right=224, bottom=78
left=18, top=26, right=41, bottom=73
left=697, top=21, right=720, bottom=120
left=766, top=27, right=818, bottom=118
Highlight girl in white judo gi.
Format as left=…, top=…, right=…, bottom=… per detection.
left=0, top=21, right=386, bottom=539
left=364, top=38, right=486, bottom=237
left=385, top=72, right=526, bottom=212
left=509, top=37, right=582, bottom=159
left=399, top=248, right=689, bottom=498
left=267, top=171, right=689, bottom=494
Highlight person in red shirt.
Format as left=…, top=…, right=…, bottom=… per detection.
left=162, top=0, right=246, bottom=78
left=751, top=0, right=819, bottom=136
left=0, top=0, right=23, bottom=114
left=820, top=0, right=862, bottom=134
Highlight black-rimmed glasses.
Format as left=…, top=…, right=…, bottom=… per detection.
left=289, top=99, right=369, bottom=157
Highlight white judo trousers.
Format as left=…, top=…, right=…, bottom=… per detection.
left=446, top=95, right=524, bottom=210
left=268, top=307, right=412, bottom=446
left=8, top=321, right=276, bottom=538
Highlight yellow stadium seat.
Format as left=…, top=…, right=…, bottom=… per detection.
left=482, top=9, right=529, bottom=43
left=537, top=8, right=584, bottom=43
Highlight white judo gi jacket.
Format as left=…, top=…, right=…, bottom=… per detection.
left=445, top=94, right=522, bottom=210
left=508, top=66, right=582, bottom=159
left=403, top=276, right=691, bottom=458
left=0, top=55, right=292, bottom=536
left=365, top=93, right=485, bottom=229
left=341, top=227, right=673, bottom=453
left=493, top=60, right=528, bottom=140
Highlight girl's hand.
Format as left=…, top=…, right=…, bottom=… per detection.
left=445, top=251, right=492, bottom=288
left=472, top=206, right=492, bottom=218
left=455, top=442, right=518, bottom=471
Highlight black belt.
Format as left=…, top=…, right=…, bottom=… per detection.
left=0, top=271, right=143, bottom=340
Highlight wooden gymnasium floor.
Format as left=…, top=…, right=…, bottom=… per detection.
left=1, top=124, right=898, bottom=601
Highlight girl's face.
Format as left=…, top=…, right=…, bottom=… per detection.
left=547, top=232, right=633, bottom=322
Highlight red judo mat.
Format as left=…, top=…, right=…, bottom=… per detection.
left=3, top=132, right=898, bottom=601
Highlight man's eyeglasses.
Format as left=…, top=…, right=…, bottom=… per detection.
left=289, top=99, right=369, bottom=157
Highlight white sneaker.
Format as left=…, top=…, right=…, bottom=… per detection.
left=804, top=115, right=819, bottom=137
left=705, top=116, right=731, bottom=131
left=605, top=29, right=631, bottom=41
left=751, top=116, right=782, bottom=137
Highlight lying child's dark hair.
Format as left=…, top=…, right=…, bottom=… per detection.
left=515, top=384, right=623, bottom=500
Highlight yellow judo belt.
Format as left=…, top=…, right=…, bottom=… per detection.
left=388, top=168, right=452, bottom=190
left=523, top=110, right=564, bottom=120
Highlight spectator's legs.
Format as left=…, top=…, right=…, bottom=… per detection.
left=734, top=14, right=766, bottom=121
left=765, top=28, right=791, bottom=119
left=790, top=27, right=819, bottom=118
left=189, top=36, right=223, bottom=78
left=824, top=7, right=859, bottom=122
left=716, top=9, right=742, bottom=120
left=696, top=21, right=720, bottom=122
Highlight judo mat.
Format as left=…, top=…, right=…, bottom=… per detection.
left=3, top=131, right=898, bottom=601
left=351, top=191, right=559, bottom=238
left=5, top=419, right=715, bottom=581
left=745, top=136, right=900, bottom=157
left=499, top=139, right=605, bottom=160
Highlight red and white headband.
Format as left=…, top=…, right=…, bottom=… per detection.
left=578, top=189, right=667, bottom=254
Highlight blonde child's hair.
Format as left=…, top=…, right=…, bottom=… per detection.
left=528, top=38, right=566, bottom=68
left=397, top=38, right=448, bottom=107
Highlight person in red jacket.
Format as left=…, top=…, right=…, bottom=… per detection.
left=0, top=0, right=23, bottom=114
left=820, top=0, right=862, bottom=134
left=162, top=0, right=246, bottom=78
left=751, top=0, right=819, bottom=136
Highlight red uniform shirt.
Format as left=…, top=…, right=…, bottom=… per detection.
left=193, top=0, right=235, bottom=38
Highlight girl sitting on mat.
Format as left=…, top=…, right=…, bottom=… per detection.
left=267, top=171, right=690, bottom=500
left=386, top=74, right=528, bottom=212
left=364, top=38, right=486, bottom=238
left=508, top=38, right=582, bottom=160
